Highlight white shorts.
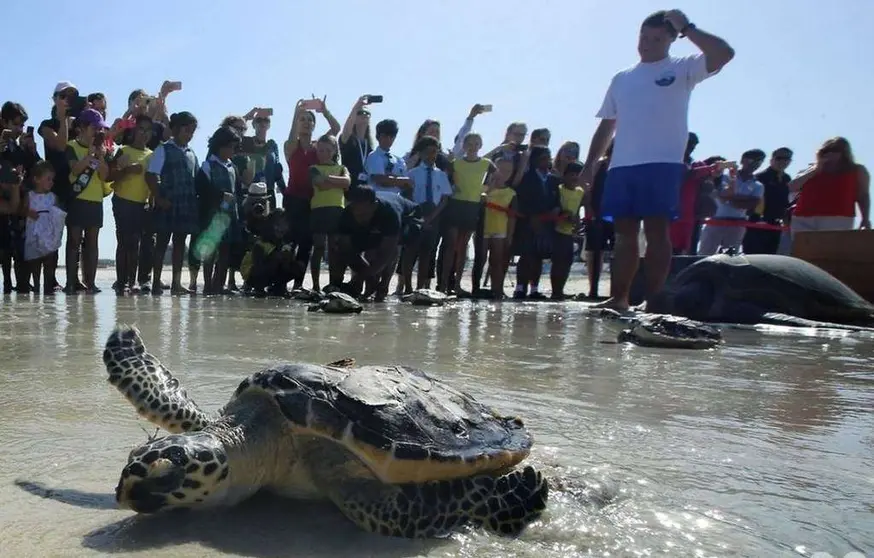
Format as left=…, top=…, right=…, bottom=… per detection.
left=790, top=215, right=855, bottom=236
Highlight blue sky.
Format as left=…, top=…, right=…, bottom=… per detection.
left=4, top=0, right=871, bottom=262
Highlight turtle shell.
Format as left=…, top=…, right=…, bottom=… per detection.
left=231, top=363, right=532, bottom=484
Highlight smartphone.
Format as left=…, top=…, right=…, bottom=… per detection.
left=26, top=126, right=34, bottom=135
left=167, top=81, right=182, bottom=92
left=300, top=99, right=321, bottom=110
left=258, top=108, right=274, bottom=117
left=365, top=95, right=384, bottom=104
left=70, top=95, right=87, bottom=117
left=480, top=104, right=493, bottom=112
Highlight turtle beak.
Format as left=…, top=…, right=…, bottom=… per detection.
left=117, top=464, right=185, bottom=513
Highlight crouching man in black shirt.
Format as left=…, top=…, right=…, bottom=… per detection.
left=337, top=186, right=422, bottom=301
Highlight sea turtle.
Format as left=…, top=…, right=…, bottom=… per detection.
left=402, top=289, right=455, bottom=307
left=647, top=254, right=874, bottom=328
left=307, top=292, right=363, bottom=314
left=291, top=288, right=325, bottom=302
left=102, top=326, right=548, bottom=538
left=596, top=309, right=722, bottom=349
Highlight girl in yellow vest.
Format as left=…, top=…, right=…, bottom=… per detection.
left=64, top=108, right=113, bottom=293
left=551, top=161, right=585, bottom=299
left=108, top=114, right=153, bottom=294
left=482, top=159, right=518, bottom=299
left=444, top=132, right=495, bottom=294
left=309, top=134, right=350, bottom=291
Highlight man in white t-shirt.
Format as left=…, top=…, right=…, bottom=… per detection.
left=698, top=149, right=766, bottom=255
left=580, top=9, right=734, bottom=312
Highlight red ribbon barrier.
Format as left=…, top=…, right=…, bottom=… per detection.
left=702, top=218, right=789, bottom=231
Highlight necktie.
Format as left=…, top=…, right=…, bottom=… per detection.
left=425, top=166, right=434, bottom=205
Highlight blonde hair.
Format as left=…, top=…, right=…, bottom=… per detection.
left=317, top=133, right=340, bottom=163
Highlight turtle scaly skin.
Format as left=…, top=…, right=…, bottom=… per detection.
left=102, top=326, right=548, bottom=538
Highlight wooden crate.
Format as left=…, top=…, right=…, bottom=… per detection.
left=791, top=230, right=874, bottom=303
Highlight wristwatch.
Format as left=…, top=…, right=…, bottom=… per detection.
left=680, top=23, right=696, bottom=38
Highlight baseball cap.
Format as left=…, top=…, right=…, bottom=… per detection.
left=77, top=108, right=109, bottom=130
left=248, top=182, right=268, bottom=195
left=54, top=81, right=78, bottom=94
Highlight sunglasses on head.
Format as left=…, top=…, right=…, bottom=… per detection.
left=357, top=110, right=370, bottom=117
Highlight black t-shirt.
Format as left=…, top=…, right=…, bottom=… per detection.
left=339, top=196, right=418, bottom=250
left=39, top=118, right=75, bottom=202
left=753, top=167, right=791, bottom=223
left=339, top=136, right=372, bottom=186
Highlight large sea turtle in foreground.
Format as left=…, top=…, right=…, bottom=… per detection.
left=647, top=254, right=874, bottom=328
left=101, top=326, right=548, bottom=538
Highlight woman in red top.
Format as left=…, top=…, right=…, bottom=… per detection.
left=790, top=137, right=870, bottom=235
left=282, top=99, right=340, bottom=289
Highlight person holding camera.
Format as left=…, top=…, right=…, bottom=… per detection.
left=64, top=108, right=112, bottom=294
left=241, top=108, right=285, bottom=210
left=339, top=95, right=377, bottom=188
left=1, top=101, right=42, bottom=293
left=283, top=98, right=341, bottom=289
left=240, top=208, right=302, bottom=297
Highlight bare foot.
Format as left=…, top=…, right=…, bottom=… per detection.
left=591, top=297, right=631, bottom=313
left=171, top=285, right=192, bottom=296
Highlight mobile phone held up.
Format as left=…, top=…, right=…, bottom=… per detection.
left=365, top=95, right=383, bottom=104
left=300, top=99, right=321, bottom=111
left=26, top=126, right=34, bottom=135
left=70, top=95, right=88, bottom=118
left=480, top=104, right=493, bottom=112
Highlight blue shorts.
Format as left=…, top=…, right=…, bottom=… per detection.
left=601, top=163, right=686, bottom=221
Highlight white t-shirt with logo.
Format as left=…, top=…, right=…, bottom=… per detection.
left=597, top=54, right=716, bottom=170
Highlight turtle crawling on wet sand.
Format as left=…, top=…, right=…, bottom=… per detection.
left=102, top=325, right=548, bottom=538
left=307, top=291, right=363, bottom=314
left=596, top=308, right=722, bottom=349
left=290, top=288, right=325, bottom=302
left=402, top=289, right=455, bottom=307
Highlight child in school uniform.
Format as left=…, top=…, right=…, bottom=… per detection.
left=481, top=159, right=518, bottom=299
left=551, top=161, right=585, bottom=299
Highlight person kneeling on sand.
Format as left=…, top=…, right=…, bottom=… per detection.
left=336, top=185, right=422, bottom=301
left=240, top=208, right=303, bottom=297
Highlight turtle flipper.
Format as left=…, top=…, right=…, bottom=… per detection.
left=323, top=466, right=548, bottom=538
left=299, top=439, right=547, bottom=538
left=103, top=325, right=211, bottom=434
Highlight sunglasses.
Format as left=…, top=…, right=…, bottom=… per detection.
left=357, top=111, right=371, bottom=117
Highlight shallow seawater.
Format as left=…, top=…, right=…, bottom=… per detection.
left=1, top=291, right=873, bottom=558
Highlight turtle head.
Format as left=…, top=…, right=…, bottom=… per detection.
left=116, top=433, right=230, bottom=513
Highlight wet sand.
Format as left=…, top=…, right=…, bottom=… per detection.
left=1, top=268, right=872, bottom=558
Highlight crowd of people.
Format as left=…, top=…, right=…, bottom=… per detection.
left=0, top=9, right=869, bottom=308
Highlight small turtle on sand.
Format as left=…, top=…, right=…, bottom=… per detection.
left=307, top=292, right=363, bottom=314
left=595, top=308, right=722, bottom=350
left=100, top=326, right=548, bottom=538
left=401, top=289, right=455, bottom=307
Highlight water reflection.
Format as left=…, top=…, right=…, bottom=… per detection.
left=0, top=294, right=872, bottom=557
